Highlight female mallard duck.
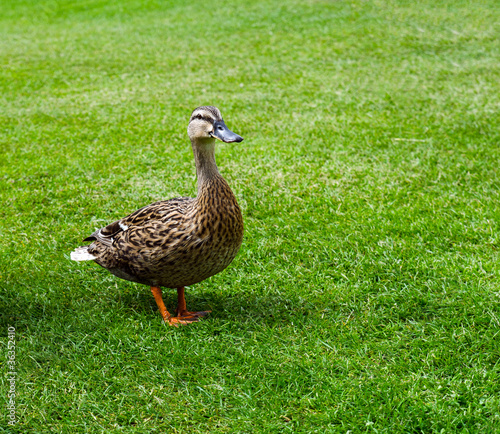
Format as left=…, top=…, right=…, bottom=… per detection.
left=71, top=106, right=244, bottom=326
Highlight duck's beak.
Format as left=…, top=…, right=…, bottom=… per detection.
left=211, top=120, right=243, bottom=143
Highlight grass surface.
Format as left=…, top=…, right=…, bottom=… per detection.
left=1, top=0, right=500, bottom=432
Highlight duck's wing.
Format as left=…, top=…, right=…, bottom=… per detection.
left=83, top=197, right=193, bottom=247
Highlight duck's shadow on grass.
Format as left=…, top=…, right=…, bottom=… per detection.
left=0, top=283, right=314, bottom=334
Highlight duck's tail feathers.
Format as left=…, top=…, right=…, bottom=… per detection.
left=71, top=246, right=97, bottom=262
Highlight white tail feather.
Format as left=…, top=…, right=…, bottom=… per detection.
left=71, top=246, right=97, bottom=261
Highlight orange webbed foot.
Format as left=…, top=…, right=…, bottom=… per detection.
left=173, top=287, right=211, bottom=324
left=166, top=315, right=200, bottom=327
left=175, top=309, right=211, bottom=319
left=166, top=311, right=211, bottom=327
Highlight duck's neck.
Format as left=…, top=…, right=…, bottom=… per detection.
left=191, top=138, right=222, bottom=192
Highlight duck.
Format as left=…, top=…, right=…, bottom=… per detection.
left=71, top=106, right=244, bottom=326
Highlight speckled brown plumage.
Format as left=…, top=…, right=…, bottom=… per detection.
left=71, top=106, right=244, bottom=325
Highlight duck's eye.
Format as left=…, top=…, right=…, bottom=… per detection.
left=195, top=114, right=203, bottom=120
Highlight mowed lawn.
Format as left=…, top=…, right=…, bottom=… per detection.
left=1, top=0, right=499, bottom=432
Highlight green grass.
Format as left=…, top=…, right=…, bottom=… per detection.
left=1, top=0, right=500, bottom=432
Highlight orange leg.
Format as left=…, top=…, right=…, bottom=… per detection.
left=175, top=286, right=211, bottom=320
left=150, top=286, right=192, bottom=327
left=150, top=286, right=210, bottom=326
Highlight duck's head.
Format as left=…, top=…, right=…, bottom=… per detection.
left=188, top=106, right=243, bottom=144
